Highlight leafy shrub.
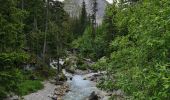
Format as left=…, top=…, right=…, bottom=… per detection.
left=0, top=52, right=29, bottom=69
left=0, top=69, right=23, bottom=98
left=72, top=26, right=94, bottom=58
left=72, top=26, right=109, bottom=60
left=91, top=57, right=107, bottom=71
left=95, top=0, right=170, bottom=99
left=78, top=63, right=88, bottom=70
left=97, top=78, right=114, bottom=91
left=17, top=80, right=43, bottom=96
left=0, top=51, right=54, bottom=98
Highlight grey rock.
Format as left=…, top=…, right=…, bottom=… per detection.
left=88, top=91, right=98, bottom=100
left=10, top=95, right=19, bottom=100
left=64, top=0, right=109, bottom=24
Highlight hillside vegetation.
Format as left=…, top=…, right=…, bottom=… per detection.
left=0, top=0, right=170, bottom=99
left=74, top=0, right=170, bottom=99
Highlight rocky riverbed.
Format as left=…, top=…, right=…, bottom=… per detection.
left=19, top=69, right=111, bottom=100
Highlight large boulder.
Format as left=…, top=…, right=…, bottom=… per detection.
left=88, top=91, right=98, bottom=100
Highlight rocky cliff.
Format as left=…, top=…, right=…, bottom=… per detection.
left=64, top=0, right=108, bottom=24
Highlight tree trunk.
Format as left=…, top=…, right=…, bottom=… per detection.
left=21, top=0, right=24, bottom=10
left=57, top=56, right=60, bottom=74
left=43, top=0, right=49, bottom=62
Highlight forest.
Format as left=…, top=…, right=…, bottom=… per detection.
left=0, top=0, right=170, bottom=100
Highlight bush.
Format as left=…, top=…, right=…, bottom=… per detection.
left=91, top=57, right=107, bottom=71
left=0, top=69, right=23, bottom=98
left=78, top=63, right=88, bottom=70
left=0, top=52, right=29, bottom=69
left=0, top=54, right=54, bottom=98
left=94, top=0, right=170, bottom=99
left=17, top=80, right=43, bottom=96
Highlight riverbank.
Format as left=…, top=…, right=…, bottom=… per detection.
left=16, top=69, right=111, bottom=100
left=24, top=81, right=57, bottom=100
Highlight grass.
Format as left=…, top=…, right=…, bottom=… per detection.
left=17, top=80, right=44, bottom=96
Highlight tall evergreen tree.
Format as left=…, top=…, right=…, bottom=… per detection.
left=79, top=0, right=88, bottom=35
left=43, top=0, right=49, bottom=62
left=0, top=0, right=26, bottom=52
left=23, top=0, right=45, bottom=49
left=91, top=0, right=98, bottom=39
left=47, top=0, right=70, bottom=73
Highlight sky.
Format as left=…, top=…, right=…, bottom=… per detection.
left=57, top=0, right=113, bottom=4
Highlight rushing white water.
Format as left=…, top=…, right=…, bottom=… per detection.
left=58, top=0, right=113, bottom=4
left=63, top=75, right=98, bottom=100
left=63, top=73, right=109, bottom=100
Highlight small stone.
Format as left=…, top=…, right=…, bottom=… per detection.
left=65, top=89, right=70, bottom=92
left=70, top=77, right=72, bottom=80
left=51, top=95, right=57, bottom=100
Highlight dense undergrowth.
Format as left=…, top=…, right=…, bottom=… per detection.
left=73, top=0, right=170, bottom=99
left=0, top=52, right=56, bottom=98
left=0, top=0, right=70, bottom=98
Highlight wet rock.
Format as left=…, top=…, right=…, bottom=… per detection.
left=65, top=88, right=70, bottom=93
left=55, top=72, right=67, bottom=83
left=58, top=74, right=67, bottom=81
left=55, top=81, right=64, bottom=85
left=51, top=95, right=57, bottom=100
left=70, top=77, right=72, bottom=80
left=88, top=91, right=98, bottom=100
left=93, top=73, right=102, bottom=77
left=10, top=95, right=19, bottom=100
left=90, top=76, right=97, bottom=82
left=105, top=92, right=112, bottom=96
left=113, top=89, right=124, bottom=96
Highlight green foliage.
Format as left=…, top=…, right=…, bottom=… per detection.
left=91, top=57, right=107, bottom=71
left=95, top=0, right=170, bottom=99
left=0, top=52, right=29, bottom=98
left=0, top=69, right=23, bottom=98
left=0, top=0, right=26, bottom=52
left=35, top=66, right=56, bottom=80
left=79, top=0, right=88, bottom=35
left=0, top=52, right=55, bottom=98
left=78, top=63, right=88, bottom=70
left=0, top=52, right=29, bottom=69
left=97, top=78, right=114, bottom=91
left=0, top=0, right=70, bottom=98
left=72, top=25, right=109, bottom=60
left=72, top=26, right=94, bottom=58
left=17, top=80, right=43, bottom=96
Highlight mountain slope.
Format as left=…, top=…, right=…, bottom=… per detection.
left=64, top=0, right=108, bottom=24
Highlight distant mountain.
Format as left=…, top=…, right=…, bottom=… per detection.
left=64, top=0, right=108, bottom=24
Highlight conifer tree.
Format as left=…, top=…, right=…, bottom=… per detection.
left=79, top=0, right=88, bottom=35
left=91, top=0, right=97, bottom=39
left=0, top=0, right=25, bottom=52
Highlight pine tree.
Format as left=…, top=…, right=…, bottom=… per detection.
left=79, top=0, right=88, bottom=35
left=43, top=0, right=49, bottom=62
left=47, top=0, right=69, bottom=73
left=0, top=0, right=26, bottom=52
left=91, top=0, right=98, bottom=39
